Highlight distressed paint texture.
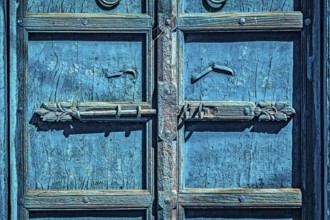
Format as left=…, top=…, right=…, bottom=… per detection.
left=28, top=33, right=145, bottom=103
left=183, top=0, right=294, bottom=13
left=27, top=122, right=145, bottom=190
left=0, top=0, right=8, bottom=219
left=183, top=33, right=296, bottom=102
left=30, top=210, right=145, bottom=219
left=184, top=121, right=293, bottom=188
left=27, top=0, right=144, bottom=14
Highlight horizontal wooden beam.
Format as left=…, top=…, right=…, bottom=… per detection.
left=180, top=101, right=295, bottom=122
left=21, top=14, right=153, bottom=31
left=177, top=12, right=303, bottom=31
left=179, top=188, right=302, bottom=208
left=24, top=191, right=153, bottom=209
left=35, top=102, right=156, bottom=122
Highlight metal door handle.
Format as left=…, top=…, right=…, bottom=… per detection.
left=206, top=0, right=228, bottom=8
left=208, top=0, right=227, bottom=4
left=191, top=63, right=234, bottom=83
left=99, top=0, right=120, bottom=7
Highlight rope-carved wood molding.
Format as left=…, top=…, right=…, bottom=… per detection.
left=180, top=101, right=296, bottom=122
left=35, top=102, right=156, bottom=122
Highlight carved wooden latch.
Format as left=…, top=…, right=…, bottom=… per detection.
left=180, top=101, right=295, bottom=122
left=35, top=102, right=156, bottom=122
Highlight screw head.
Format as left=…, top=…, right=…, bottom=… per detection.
left=164, top=197, right=171, bottom=204
left=238, top=17, right=246, bottom=25
left=82, top=19, right=89, bottom=25
left=82, top=196, right=89, bottom=203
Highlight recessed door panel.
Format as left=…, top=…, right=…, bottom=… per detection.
left=183, top=33, right=299, bottom=102
left=183, top=0, right=295, bottom=13
left=183, top=121, right=293, bottom=189
left=28, top=33, right=146, bottom=103
left=27, top=0, right=145, bottom=14
left=27, top=122, right=146, bottom=190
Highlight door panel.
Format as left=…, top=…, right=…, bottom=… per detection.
left=27, top=122, right=146, bottom=190
left=27, top=0, right=146, bottom=14
left=182, top=0, right=296, bottom=13
left=183, top=33, right=299, bottom=102
left=183, top=121, right=293, bottom=189
left=28, top=33, right=146, bottom=103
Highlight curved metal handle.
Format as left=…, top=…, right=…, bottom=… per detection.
left=206, top=0, right=227, bottom=8
left=191, top=64, right=234, bottom=84
left=208, top=0, right=227, bottom=4
left=99, top=0, right=120, bottom=7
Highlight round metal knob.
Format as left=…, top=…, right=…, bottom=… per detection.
left=99, top=0, right=120, bottom=8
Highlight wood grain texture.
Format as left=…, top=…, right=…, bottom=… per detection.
left=0, top=0, right=8, bottom=219
left=183, top=33, right=296, bottom=103
left=27, top=122, right=146, bottom=190
left=22, top=14, right=153, bottom=31
left=26, top=0, right=145, bottom=14
left=28, top=33, right=145, bottom=103
left=179, top=189, right=302, bottom=208
left=183, top=121, right=293, bottom=188
left=177, top=12, right=303, bottom=31
left=182, top=0, right=294, bottom=13
left=24, top=192, right=153, bottom=209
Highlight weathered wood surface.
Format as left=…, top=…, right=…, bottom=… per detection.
left=24, top=192, right=153, bottom=209
left=183, top=33, right=296, bottom=103
left=183, top=208, right=299, bottom=220
left=183, top=121, right=293, bottom=188
left=0, top=0, right=8, bottom=219
left=21, top=14, right=153, bottom=31
left=29, top=210, right=146, bottom=220
left=179, top=189, right=301, bottom=208
left=27, top=122, right=145, bottom=190
left=183, top=0, right=294, bottom=13
left=177, top=12, right=303, bottom=31
left=28, top=33, right=145, bottom=103
left=180, top=101, right=295, bottom=121
left=27, top=0, right=144, bottom=14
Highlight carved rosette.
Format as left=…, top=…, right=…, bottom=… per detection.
left=35, top=103, right=80, bottom=122
left=254, top=102, right=296, bottom=122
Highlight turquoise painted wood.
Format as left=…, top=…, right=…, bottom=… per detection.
left=184, top=121, right=293, bottom=188
left=27, top=0, right=145, bottom=14
left=183, top=0, right=295, bottom=13
left=27, top=33, right=147, bottom=191
left=27, top=122, right=145, bottom=190
left=183, top=33, right=296, bottom=102
left=0, top=0, right=8, bottom=219
left=28, top=33, right=145, bottom=103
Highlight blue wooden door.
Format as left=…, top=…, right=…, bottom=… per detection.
left=13, top=0, right=155, bottom=219
left=10, top=0, right=321, bottom=219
